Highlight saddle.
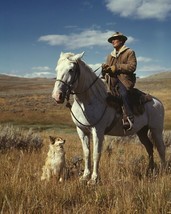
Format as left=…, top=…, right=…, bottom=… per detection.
left=106, top=87, right=152, bottom=116
left=129, top=88, right=152, bottom=115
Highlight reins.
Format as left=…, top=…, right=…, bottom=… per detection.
left=56, top=63, right=108, bottom=128
left=56, top=63, right=101, bottom=99
left=68, top=99, right=108, bottom=128
left=65, top=63, right=101, bottom=100
left=71, top=64, right=101, bottom=95
left=72, top=71, right=101, bottom=95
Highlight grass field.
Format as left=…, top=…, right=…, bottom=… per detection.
left=0, top=73, right=171, bottom=213
left=0, top=127, right=171, bottom=214
left=0, top=73, right=171, bottom=129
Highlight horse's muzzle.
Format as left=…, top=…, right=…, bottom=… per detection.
left=52, top=92, right=65, bottom=104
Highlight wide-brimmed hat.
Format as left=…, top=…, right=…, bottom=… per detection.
left=108, top=32, right=127, bottom=43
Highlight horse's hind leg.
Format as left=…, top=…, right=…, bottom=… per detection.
left=150, top=128, right=166, bottom=166
left=137, top=126, right=155, bottom=171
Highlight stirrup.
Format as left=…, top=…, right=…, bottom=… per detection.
left=122, top=116, right=134, bottom=131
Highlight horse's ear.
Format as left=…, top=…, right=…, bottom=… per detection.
left=60, top=52, right=64, bottom=57
left=79, top=52, right=85, bottom=58
left=69, top=52, right=85, bottom=61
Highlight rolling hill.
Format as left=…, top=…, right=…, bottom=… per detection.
left=0, top=72, right=171, bottom=129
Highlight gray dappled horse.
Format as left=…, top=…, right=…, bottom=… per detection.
left=52, top=52, right=165, bottom=185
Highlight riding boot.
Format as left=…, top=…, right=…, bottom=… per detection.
left=121, top=99, right=134, bottom=131
left=117, top=81, right=134, bottom=131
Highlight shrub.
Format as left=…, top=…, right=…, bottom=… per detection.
left=0, top=124, right=43, bottom=152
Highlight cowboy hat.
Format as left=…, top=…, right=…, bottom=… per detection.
left=108, top=32, right=127, bottom=43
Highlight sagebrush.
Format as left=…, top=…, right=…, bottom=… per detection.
left=0, top=127, right=171, bottom=213
left=0, top=125, right=43, bottom=152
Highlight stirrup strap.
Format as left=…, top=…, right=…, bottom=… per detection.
left=121, top=106, right=134, bottom=131
left=126, top=116, right=133, bottom=131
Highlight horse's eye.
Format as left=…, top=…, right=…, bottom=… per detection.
left=69, top=69, right=74, bottom=73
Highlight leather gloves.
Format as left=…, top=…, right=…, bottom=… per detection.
left=102, top=64, right=116, bottom=74
left=110, top=65, right=116, bottom=72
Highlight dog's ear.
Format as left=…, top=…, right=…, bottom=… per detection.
left=49, top=136, right=56, bottom=144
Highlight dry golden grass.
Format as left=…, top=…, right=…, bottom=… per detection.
left=0, top=73, right=171, bottom=129
left=0, top=129, right=171, bottom=214
left=0, top=73, right=171, bottom=213
left=136, top=77, right=171, bottom=129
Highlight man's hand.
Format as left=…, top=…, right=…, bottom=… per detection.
left=102, top=63, right=109, bottom=69
left=102, top=64, right=116, bottom=74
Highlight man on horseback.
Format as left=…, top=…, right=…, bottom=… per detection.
left=102, top=32, right=137, bottom=131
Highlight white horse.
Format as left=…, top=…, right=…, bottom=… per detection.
left=52, top=52, right=165, bottom=185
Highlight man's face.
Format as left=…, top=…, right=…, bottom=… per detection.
left=111, top=38, right=123, bottom=50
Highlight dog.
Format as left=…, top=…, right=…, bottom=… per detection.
left=41, top=136, right=66, bottom=182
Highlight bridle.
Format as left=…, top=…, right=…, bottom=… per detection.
left=55, top=61, right=107, bottom=128
left=55, top=62, right=80, bottom=101
left=55, top=61, right=101, bottom=101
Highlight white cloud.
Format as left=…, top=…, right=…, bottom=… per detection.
left=32, top=66, right=51, bottom=71
left=38, top=35, right=68, bottom=46
left=19, top=66, right=54, bottom=78
left=137, top=56, right=152, bottom=63
left=24, top=71, right=54, bottom=78
left=88, top=63, right=102, bottom=71
left=138, top=64, right=168, bottom=72
left=136, top=63, right=171, bottom=77
left=38, top=29, right=135, bottom=50
left=88, top=63, right=102, bottom=76
left=105, top=0, right=171, bottom=20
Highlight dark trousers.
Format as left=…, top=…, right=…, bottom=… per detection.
left=117, top=81, right=132, bottom=116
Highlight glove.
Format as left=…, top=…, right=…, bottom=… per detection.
left=110, top=65, right=116, bottom=73
left=101, top=64, right=109, bottom=77
left=102, top=63, right=109, bottom=70
left=102, top=64, right=116, bottom=74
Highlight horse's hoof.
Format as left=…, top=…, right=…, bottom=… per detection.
left=87, top=179, right=97, bottom=186
left=79, top=175, right=90, bottom=185
left=79, top=179, right=88, bottom=185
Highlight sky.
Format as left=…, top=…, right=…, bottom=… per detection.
left=1, top=0, right=171, bottom=78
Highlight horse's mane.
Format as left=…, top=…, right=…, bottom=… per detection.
left=77, top=59, right=107, bottom=101
left=57, top=52, right=75, bottom=65
left=57, top=52, right=107, bottom=101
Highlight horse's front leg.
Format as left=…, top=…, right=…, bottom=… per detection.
left=88, top=128, right=104, bottom=185
left=76, top=127, right=91, bottom=182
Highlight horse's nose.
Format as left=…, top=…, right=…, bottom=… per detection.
left=52, top=91, right=64, bottom=103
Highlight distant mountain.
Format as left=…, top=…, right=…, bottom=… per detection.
left=1, top=70, right=171, bottom=81
left=0, top=73, right=54, bottom=80
left=0, top=73, right=55, bottom=94
left=141, top=71, right=171, bottom=79
left=0, top=73, right=22, bottom=80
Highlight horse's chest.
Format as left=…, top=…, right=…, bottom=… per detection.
left=71, top=101, right=105, bottom=127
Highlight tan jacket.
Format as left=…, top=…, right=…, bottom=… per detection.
left=106, top=45, right=137, bottom=89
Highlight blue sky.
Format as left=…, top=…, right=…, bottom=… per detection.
left=1, top=0, right=171, bottom=78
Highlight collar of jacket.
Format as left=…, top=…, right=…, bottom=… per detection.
left=111, top=45, right=129, bottom=58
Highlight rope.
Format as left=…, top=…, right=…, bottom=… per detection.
left=66, top=100, right=108, bottom=128
left=58, top=64, right=108, bottom=128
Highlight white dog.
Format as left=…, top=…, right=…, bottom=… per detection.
left=41, top=136, right=66, bottom=182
